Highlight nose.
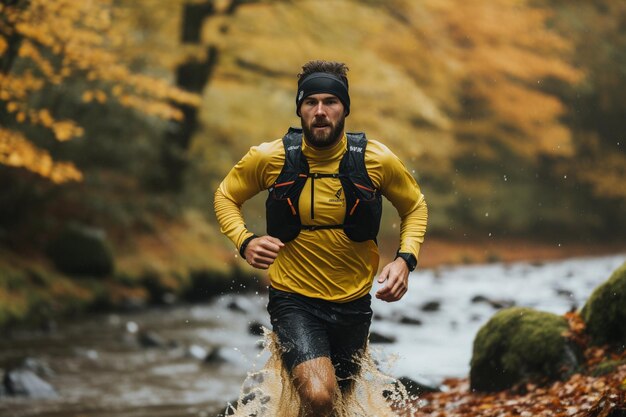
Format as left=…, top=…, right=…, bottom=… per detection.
left=314, top=102, right=326, bottom=117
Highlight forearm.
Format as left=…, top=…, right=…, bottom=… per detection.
left=398, top=192, right=428, bottom=258
left=214, top=185, right=255, bottom=250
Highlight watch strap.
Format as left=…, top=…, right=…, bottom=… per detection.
left=396, top=251, right=417, bottom=271
left=239, top=234, right=259, bottom=259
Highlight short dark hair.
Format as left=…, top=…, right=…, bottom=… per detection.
left=298, top=60, right=349, bottom=88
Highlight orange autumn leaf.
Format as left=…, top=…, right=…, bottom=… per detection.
left=0, top=129, right=83, bottom=183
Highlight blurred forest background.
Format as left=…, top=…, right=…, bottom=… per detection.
left=1, top=0, right=625, bottom=326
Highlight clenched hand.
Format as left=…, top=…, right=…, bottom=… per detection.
left=375, top=257, right=409, bottom=302
left=244, top=235, right=284, bottom=269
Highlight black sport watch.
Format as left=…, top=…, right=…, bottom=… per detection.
left=396, top=251, right=417, bottom=272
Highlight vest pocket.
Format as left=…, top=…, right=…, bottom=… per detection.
left=345, top=182, right=381, bottom=242
left=266, top=181, right=302, bottom=242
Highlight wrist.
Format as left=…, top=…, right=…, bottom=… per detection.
left=395, top=251, right=417, bottom=272
left=239, top=234, right=258, bottom=258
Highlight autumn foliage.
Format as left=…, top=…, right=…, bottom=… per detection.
left=415, top=312, right=626, bottom=417
left=1, top=0, right=625, bottom=244
left=0, top=0, right=199, bottom=183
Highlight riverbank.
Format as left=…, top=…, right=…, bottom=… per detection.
left=3, top=254, right=624, bottom=417
left=406, top=236, right=626, bottom=269
left=412, top=324, right=626, bottom=417
left=1, top=234, right=625, bottom=331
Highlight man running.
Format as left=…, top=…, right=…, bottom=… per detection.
left=214, top=60, right=427, bottom=416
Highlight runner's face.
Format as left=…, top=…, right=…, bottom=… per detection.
left=299, top=93, right=346, bottom=148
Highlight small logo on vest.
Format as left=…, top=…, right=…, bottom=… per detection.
left=286, top=145, right=300, bottom=151
left=349, top=146, right=363, bottom=153
left=329, top=188, right=344, bottom=204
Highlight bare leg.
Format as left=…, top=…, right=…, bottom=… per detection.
left=292, top=357, right=338, bottom=417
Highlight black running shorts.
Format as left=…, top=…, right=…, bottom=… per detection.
left=267, top=287, right=373, bottom=385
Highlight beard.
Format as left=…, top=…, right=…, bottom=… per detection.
left=301, top=115, right=345, bottom=148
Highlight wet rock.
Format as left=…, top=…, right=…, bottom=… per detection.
left=126, top=321, right=139, bottom=333
left=186, top=344, right=208, bottom=360
left=161, top=292, right=177, bottom=305
left=21, top=357, right=55, bottom=378
left=248, top=321, right=265, bottom=336
left=47, top=223, right=114, bottom=277
left=3, top=368, right=57, bottom=398
left=119, top=296, right=148, bottom=312
left=41, top=319, right=58, bottom=334
left=138, top=331, right=169, bottom=348
left=470, top=307, right=582, bottom=392
left=204, top=347, right=229, bottom=364
left=469, top=313, right=482, bottom=322
left=369, top=331, right=396, bottom=344
left=421, top=300, right=441, bottom=312
left=397, top=376, right=441, bottom=397
left=74, top=348, right=99, bottom=361
left=227, top=300, right=247, bottom=313
left=0, top=370, right=5, bottom=398
left=554, top=288, right=574, bottom=299
left=399, top=316, right=423, bottom=325
left=581, top=261, right=626, bottom=348
left=471, top=295, right=515, bottom=309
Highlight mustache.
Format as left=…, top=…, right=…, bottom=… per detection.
left=311, top=118, right=330, bottom=127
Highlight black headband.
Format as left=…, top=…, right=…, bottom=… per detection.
left=295, top=72, right=350, bottom=116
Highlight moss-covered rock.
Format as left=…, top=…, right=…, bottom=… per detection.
left=47, top=224, right=114, bottom=277
left=470, top=307, right=582, bottom=392
left=581, top=262, right=626, bottom=350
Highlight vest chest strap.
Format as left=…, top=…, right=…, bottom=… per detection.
left=303, top=172, right=339, bottom=179
left=301, top=224, right=343, bottom=231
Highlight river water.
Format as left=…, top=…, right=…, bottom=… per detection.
left=1, top=254, right=624, bottom=417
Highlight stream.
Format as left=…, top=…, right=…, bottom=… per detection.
left=1, top=254, right=624, bottom=417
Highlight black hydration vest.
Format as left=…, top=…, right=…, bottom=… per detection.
left=266, top=127, right=382, bottom=243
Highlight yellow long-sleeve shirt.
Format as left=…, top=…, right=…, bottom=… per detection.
left=214, top=131, right=427, bottom=302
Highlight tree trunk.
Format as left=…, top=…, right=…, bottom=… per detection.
left=157, top=0, right=259, bottom=192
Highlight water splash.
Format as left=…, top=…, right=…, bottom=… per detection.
left=222, top=330, right=418, bottom=417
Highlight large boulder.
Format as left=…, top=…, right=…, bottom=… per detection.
left=470, top=307, right=582, bottom=392
left=581, top=261, right=626, bottom=350
left=3, top=368, right=57, bottom=398
left=47, top=223, right=114, bottom=277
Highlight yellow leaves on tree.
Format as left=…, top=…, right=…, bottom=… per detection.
left=0, top=35, right=7, bottom=55
left=0, top=130, right=82, bottom=184
left=0, top=0, right=200, bottom=184
left=422, top=0, right=584, bottom=161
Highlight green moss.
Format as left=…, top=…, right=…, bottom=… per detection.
left=47, top=224, right=115, bottom=277
left=470, top=307, right=582, bottom=392
left=591, top=358, right=626, bottom=377
left=0, top=263, right=28, bottom=291
left=0, top=246, right=259, bottom=330
left=581, top=262, right=626, bottom=350
left=0, top=289, right=29, bottom=328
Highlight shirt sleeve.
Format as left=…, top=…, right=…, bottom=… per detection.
left=372, top=142, right=428, bottom=260
left=213, top=141, right=283, bottom=250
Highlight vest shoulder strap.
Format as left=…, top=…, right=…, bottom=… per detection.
left=341, top=132, right=372, bottom=187
left=281, top=127, right=305, bottom=174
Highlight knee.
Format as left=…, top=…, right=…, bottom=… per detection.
left=299, top=379, right=336, bottom=416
